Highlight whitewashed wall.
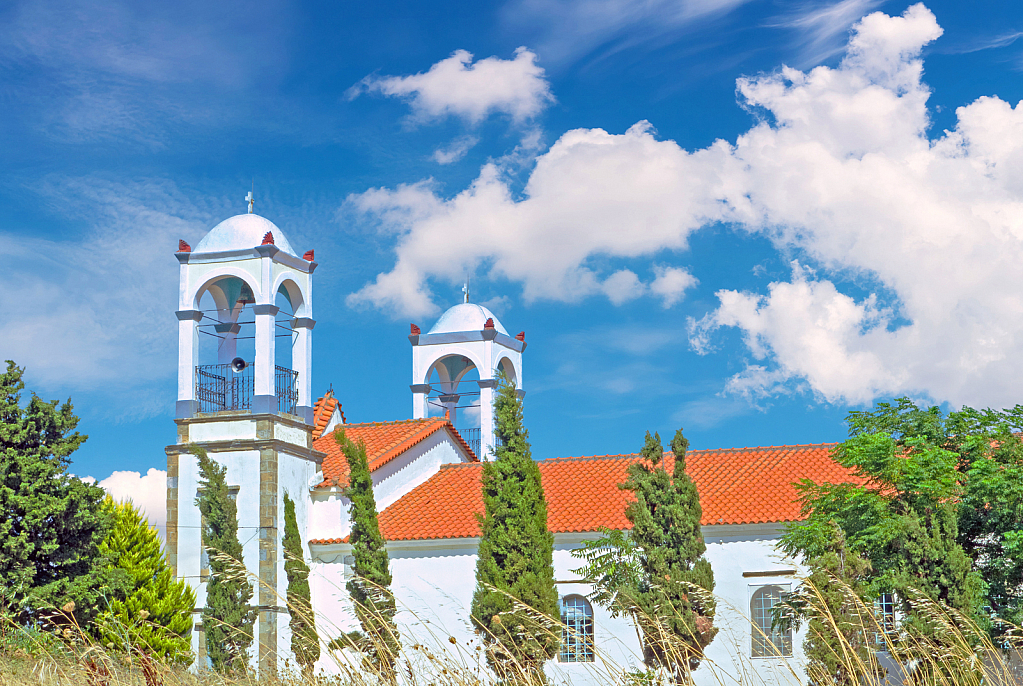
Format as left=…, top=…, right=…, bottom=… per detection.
left=309, top=526, right=808, bottom=686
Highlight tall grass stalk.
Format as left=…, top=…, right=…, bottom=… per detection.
left=2, top=558, right=1020, bottom=686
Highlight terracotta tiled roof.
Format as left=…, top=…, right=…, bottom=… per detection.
left=313, top=418, right=478, bottom=489
left=310, top=443, right=859, bottom=544
left=312, top=390, right=345, bottom=438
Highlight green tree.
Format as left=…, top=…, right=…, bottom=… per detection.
left=0, top=360, right=122, bottom=628
left=95, top=497, right=196, bottom=662
left=193, top=445, right=256, bottom=674
left=781, top=399, right=988, bottom=642
left=282, top=491, right=319, bottom=673
left=777, top=522, right=881, bottom=686
left=336, top=428, right=399, bottom=679
left=619, top=429, right=717, bottom=683
left=471, top=375, right=559, bottom=685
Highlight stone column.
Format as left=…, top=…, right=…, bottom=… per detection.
left=257, top=428, right=279, bottom=675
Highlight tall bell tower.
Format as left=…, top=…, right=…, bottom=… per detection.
left=165, top=201, right=324, bottom=673
left=409, top=295, right=525, bottom=460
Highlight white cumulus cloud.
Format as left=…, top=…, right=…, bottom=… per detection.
left=98, top=468, right=168, bottom=540
left=352, top=47, right=554, bottom=125
left=350, top=3, right=1023, bottom=409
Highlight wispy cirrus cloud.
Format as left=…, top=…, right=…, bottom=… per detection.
left=0, top=0, right=291, bottom=142
left=501, top=0, right=753, bottom=66
left=0, top=178, right=219, bottom=417
left=766, top=0, right=883, bottom=66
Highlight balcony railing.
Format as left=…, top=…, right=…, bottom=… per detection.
left=195, top=364, right=298, bottom=415
left=461, top=427, right=481, bottom=458
left=456, top=427, right=504, bottom=459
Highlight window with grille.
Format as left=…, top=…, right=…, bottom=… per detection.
left=874, top=592, right=896, bottom=646
left=559, top=595, right=594, bottom=663
left=751, top=585, right=792, bottom=657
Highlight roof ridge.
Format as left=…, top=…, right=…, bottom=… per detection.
left=338, top=417, right=439, bottom=430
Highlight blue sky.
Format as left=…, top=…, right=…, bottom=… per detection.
left=2, top=0, right=1023, bottom=506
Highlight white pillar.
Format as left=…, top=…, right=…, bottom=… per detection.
left=175, top=310, right=202, bottom=418
left=253, top=304, right=278, bottom=414
left=478, top=381, right=497, bottom=460
left=292, top=317, right=315, bottom=425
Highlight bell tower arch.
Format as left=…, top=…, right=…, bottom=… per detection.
left=409, top=299, right=526, bottom=460
left=165, top=205, right=324, bottom=674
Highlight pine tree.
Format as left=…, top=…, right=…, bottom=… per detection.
left=283, top=491, right=319, bottom=673
left=95, top=497, right=196, bottom=662
left=336, top=428, right=399, bottom=679
left=193, top=445, right=256, bottom=674
left=471, top=375, right=559, bottom=684
left=0, top=360, right=123, bottom=628
left=621, top=429, right=717, bottom=684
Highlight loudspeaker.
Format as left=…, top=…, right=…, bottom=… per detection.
left=230, top=357, right=247, bottom=373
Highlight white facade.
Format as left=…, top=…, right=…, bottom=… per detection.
left=307, top=525, right=808, bottom=686
left=169, top=210, right=812, bottom=684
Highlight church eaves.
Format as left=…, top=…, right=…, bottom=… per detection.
left=309, top=443, right=862, bottom=544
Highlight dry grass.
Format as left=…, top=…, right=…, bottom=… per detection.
left=2, top=569, right=1021, bottom=686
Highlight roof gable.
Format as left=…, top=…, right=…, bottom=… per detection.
left=311, top=443, right=860, bottom=543
left=312, top=390, right=346, bottom=438
left=313, top=417, right=477, bottom=488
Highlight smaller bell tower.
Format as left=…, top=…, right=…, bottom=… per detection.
left=409, top=296, right=525, bottom=459
left=166, top=204, right=324, bottom=673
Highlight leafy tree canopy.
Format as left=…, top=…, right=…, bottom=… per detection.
left=0, top=360, right=122, bottom=627
left=781, top=398, right=1023, bottom=636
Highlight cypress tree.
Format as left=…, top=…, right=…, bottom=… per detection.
left=282, top=491, right=319, bottom=673
left=621, top=429, right=717, bottom=684
left=0, top=360, right=122, bottom=628
left=336, top=428, right=399, bottom=678
left=193, top=445, right=256, bottom=674
left=471, top=375, right=559, bottom=684
left=96, top=497, right=196, bottom=662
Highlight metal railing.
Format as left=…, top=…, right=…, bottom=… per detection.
left=195, top=364, right=297, bottom=415
left=455, top=427, right=504, bottom=459
left=461, top=428, right=481, bottom=457
left=276, top=365, right=299, bottom=415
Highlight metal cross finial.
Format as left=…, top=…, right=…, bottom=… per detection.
left=245, top=191, right=254, bottom=214
left=462, top=281, right=469, bottom=303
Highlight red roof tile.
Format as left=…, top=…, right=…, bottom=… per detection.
left=310, top=443, right=859, bottom=543
left=312, top=390, right=346, bottom=438
left=313, top=417, right=478, bottom=488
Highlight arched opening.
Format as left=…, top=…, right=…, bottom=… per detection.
left=496, top=356, right=518, bottom=387
left=559, top=595, right=594, bottom=663
left=425, top=354, right=482, bottom=453
left=190, top=274, right=305, bottom=415
left=751, top=586, right=792, bottom=657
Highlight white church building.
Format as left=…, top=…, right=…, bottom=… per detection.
left=166, top=209, right=858, bottom=685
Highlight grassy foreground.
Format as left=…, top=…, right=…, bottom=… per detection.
left=2, top=577, right=1022, bottom=686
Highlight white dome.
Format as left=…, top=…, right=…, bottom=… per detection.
left=193, top=214, right=298, bottom=257
left=428, top=303, right=509, bottom=336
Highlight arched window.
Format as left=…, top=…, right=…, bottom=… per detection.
left=751, top=586, right=792, bottom=657
left=559, top=595, right=594, bottom=662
